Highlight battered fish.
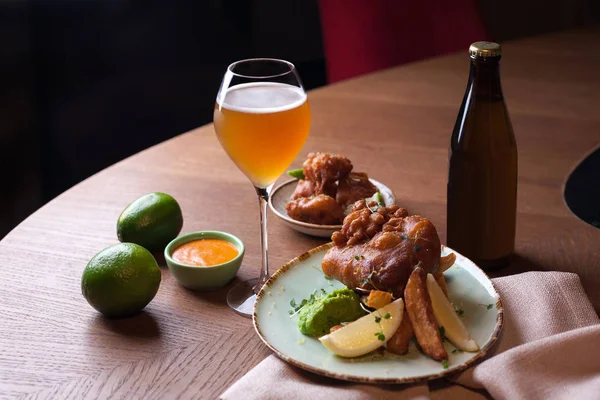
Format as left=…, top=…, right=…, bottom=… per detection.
left=322, top=201, right=441, bottom=297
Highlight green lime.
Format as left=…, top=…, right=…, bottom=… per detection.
left=117, top=192, right=183, bottom=253
left=287, top=168, right=305, bottom=180
left=366, top=191, right=384, bottom=205
left=82, top=243, right=161, bottom=318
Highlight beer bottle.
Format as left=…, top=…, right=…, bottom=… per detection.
left=446, top=42, right=518, bottom=271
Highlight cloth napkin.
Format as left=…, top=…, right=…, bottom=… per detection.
left=221, top=272, right=600, bottom=400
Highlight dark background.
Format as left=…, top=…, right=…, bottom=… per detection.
left=1, top=0, right=598, bottom=238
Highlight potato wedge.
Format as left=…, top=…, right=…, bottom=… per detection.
left=366, top=290, right=393, bottom=309
left=434, top=271, right=449, bottom=299
left=386, top=312, right=414, bottom=355
left=438, top=253, right=456, bottom=274
left=404, top=267, right=448, bottom=361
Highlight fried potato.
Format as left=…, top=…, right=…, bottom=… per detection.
left=434, top=272, right=449, bottom=299
left=386, top=312, right=414, bottom=355
left=366, top=290, right=393, bottom=309
left=434, top=252, right=454, bottom=298
left=404, top=267, right=448, bottom=361
left=438, top=253, right=456, bottom=274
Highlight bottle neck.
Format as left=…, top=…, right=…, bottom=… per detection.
left=468, top=57, right=504, bottom=101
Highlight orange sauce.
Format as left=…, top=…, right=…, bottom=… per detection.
left=173, top=239, right=239, bottom=267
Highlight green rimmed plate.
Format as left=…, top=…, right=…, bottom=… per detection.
left=252, top=243, right=503, bottom=384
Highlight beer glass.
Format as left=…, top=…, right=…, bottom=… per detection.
left=213, top=59, right=310, bottom=316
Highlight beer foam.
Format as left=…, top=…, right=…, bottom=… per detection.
left=217, top=82, right=307, bottom=114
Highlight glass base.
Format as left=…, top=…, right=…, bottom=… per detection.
left=227, top=278, right=262, bottom=317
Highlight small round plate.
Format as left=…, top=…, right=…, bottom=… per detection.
left=252, top=243, right=504, bottom=384
left=269, top=179, right=396, bottom=238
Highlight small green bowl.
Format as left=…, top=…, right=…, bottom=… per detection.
left=164, top=231, right=244, bottom=291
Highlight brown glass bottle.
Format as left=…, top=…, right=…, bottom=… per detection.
left=447, top=42, right=518, bottom=271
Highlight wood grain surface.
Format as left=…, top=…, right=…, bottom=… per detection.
left=1, top=28, right=599, bottom=399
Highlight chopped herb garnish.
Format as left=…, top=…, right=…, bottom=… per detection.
left=366, top=202, right=381, bottom=213
left=375, top=332, right=385, bottom=341
left=374, top=316, right=381, bottom=323
left=414, top=244, right=422, bottom=252
left=454, top=305, right=464, bottom=316
left=439, top=326, right=446, bottom=341
left=361, top=270, right=378, bottom=288
left=400, top=234, right=408, bottom=240
left=452, top=348, right=464, bottom=354
left=384, top=313, right=391, bottom=319
left=354, top=255, right=360, bottom=260
left=442, top=360, right=449, bottom=369
left=324, top=275, right=333, bottom=280
left=487, top=304, right=494, bottom=310
left=289, top=289, right=323, bottom=316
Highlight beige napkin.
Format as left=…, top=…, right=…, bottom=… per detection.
left=221, top=272, right=600, bottom=400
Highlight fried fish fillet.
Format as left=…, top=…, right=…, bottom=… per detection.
left=303, top=152, right=352, bottom=193
left=322, top=202, right=441, bottom=298
left=287, top=153, right=382, bottom=226
left=285, top=194, right=345, bottom=225
left=336, top=172, right=377, bottom=210
left=291, top=179, right=337, bottom=200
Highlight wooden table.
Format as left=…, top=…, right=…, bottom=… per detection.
left=1, top=28, right=599, bottom=399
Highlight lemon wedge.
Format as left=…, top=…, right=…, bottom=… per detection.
left=319, top=298, right=404, bottom=358
left=426, top=274, right=479, bottom=352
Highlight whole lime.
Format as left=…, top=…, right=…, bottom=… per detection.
left=82, top=243, right=161, bottom=318
left=117, top=192, right=183, bottom=253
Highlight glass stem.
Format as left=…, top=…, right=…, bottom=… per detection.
left=253, top=186, right=272, bottom=293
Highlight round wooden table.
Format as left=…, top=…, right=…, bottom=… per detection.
left=1, top=28, right=599, bottom=399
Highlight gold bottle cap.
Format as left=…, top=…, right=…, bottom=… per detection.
left=469, top=41, right=502, bottom=58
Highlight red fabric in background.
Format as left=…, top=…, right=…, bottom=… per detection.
left=318, top=0, right=488, bottom=83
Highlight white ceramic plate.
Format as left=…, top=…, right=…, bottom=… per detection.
left=253, top=243, right=504, bottom=384
left=268, top=179, right=396, bottom=238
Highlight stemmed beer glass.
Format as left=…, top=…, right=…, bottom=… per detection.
left=213, top=59, right=311, bottom=316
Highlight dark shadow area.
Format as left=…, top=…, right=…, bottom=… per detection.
left=480, top=0, right=599, bottom=41
left=564, top=147, right=600, bottom=229
left=29, top=1, right=325, bottom=204
left=165, top=280, right=238, bottom=318
left=487, top=254, right=544, bottom=279
left=92, top=310, right=162, bottom=338
left=0, top=0, right=325, bottom=239
left=176, top=279, right=231, bottom=305
left=154, top=252, right=167, bottom=267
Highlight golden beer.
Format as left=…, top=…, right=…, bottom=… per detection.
left=214, top=82, right=311, bottom=188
